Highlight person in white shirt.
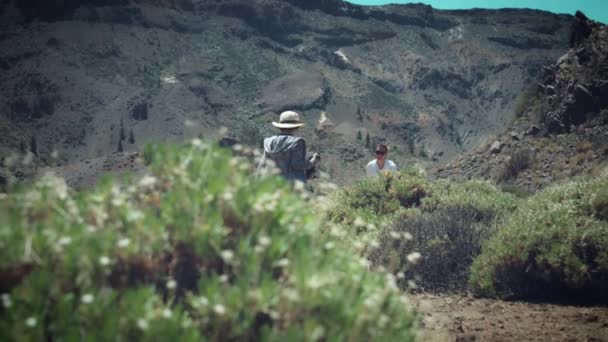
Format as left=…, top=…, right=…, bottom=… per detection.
left=366, top=143, right=398, bottom=176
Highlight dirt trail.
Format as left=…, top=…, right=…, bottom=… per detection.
left=412, top=293, right=608, bottom=342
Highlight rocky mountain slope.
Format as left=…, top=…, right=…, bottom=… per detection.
left=0, top=0, right=573, bottom=185
left=432, top=12, right=608, bottom=192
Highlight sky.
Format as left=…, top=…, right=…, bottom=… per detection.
left=346, top=1, right=607, bottom=24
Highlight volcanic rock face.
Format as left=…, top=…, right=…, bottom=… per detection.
left=0, top=0, right=572, bottom=184
left=432, top=16, right=608, bottom=192
left=537, top=12, right=608, bottom=133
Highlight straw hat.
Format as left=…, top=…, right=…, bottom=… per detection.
left=272, top=111, right=305, bottom=129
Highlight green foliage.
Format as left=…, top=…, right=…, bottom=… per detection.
left=591, top=184, right=608, bottom=220
left=370, top=205, right=498, bottom=291
left=0, top=142, right=416, bottom=341
left=469, top=176, right=608, bottom=303
left=325, top=168, right=429, bottom=230
left=328, top=173, right=519, bottom=290
left=370, top=180, right=519, bottom=291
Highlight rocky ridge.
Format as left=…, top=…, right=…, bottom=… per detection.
left=432, top=14, right=608, bottom=192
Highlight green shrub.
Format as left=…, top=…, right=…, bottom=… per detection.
left=0, top=142, right=416, bottom=341
left=325, top=168, right=429, bottom=230
left=327, top=174, right=519, bottom=291
left=591, top=184, right=608, bottom=220
left=469, top=176, right=608, bottom=303
left=495, top=148, right=534, bottom=183
left=513, top=82, right=540, bottom=119
left=370, top=181, right=519, bottom=291
left=370, top=205, right=497, bottom=291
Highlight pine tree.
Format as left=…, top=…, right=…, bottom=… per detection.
left=117, top=138, right=123, bottom=153
left=407, top=139, right=415, bottom=155
left=128, top=129, right=135, bottom=144
left=30, top=136, right=37, bottom=155
left=357, top=131, right=362, bottom=140
left=119, top=119, right=126, bottom=142
left=365, top=132, right=370, bottom=148
left=357, top=106, right=363, bottom=122
left=19, top=140, right=27, bottom=154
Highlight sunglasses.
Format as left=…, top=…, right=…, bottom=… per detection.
left=375, top=151, right=386, bottom=155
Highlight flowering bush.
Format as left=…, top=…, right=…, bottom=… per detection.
left=325, top=168, right=430, bottom=234
left=469, top=176, right=608, bottom=303
left=0, top=142, right=416, bottom=341
left=327, top=173, right=519, bottom=291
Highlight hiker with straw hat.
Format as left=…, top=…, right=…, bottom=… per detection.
left=257, top=110, right=320, bottom=182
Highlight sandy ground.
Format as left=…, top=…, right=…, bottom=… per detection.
left=413, top=293, right=608, bottom=342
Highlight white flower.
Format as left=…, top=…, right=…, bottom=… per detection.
left=81, top=294, right=94, bottom=304
left=182, top=317, right=193, bottom=328
left=52, top=178, right=69, bottom=200
left=283, top=288, right=300, bottom=302
left=324, top=241, right=335, bottom=250
left=162, top=308, right=172, bottom=319
left=363, top=297, right=376, bottom=309
left=353, top=216, right=366, bottom=227
left=2, top=294, right=12, bottom=308
left=137, top=318, right=149, bottom=330
left=221, top=192, right=233, bottom=202
left=407, top=280, right=417, bottom=289
left=359, top=258, right=371, bottom=268
left=166, top=279, right=177, bottom=290
left=191, top=138, right=203, bottom=147
left=117, top=238, right=131, bottom=248
left=58, top=236, right=72, bottom=246
left=126, top=210, right=144, bottom=222
left=22, top=152, right=34, bottom=165
left=198, top=296, right=209, bottom=307
left=396, top=272, right=405, bottom=279
left=402, top=232, right=413, bottom=241
left=139, top=175, right=157, bottom=188
left=353, top=241, right=364, bottom=251
left=258, top=235, right=271, bottom=247
left=307, top=275, right=323, bottom=290
left=24, top=191, right=41, bottom=204
left=220, top=250, right=234, bottom=263
left=26, top=317, right=37, bottom=327
left=99, top=256, right=111, bottom=266
left=274, top=258, right=289, bottom=267
left=213, top=304, right=226, bottom=315
left=378, top=314, right=389, bottom=328
left=293, top=180, right=305, bottom=191
left=219, top=274, right=229, bottom=283
left=111, top=197, right=124, bottom=207
left=406, top=252, right=422, bottom=264
left=389, top=231, right=401, bottom=240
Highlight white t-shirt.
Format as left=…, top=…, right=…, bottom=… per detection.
left=366, top=159, right=398, bottom=176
